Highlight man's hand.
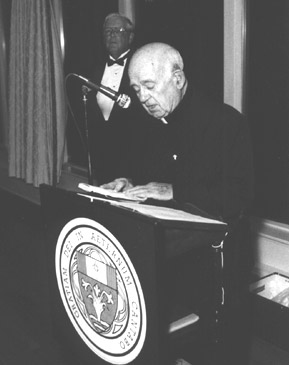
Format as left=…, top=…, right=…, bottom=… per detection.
left=125, top=182, right=173, bottom=201
left=100, top=178, right=133, bottom=192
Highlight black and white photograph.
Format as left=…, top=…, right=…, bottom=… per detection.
left=0, top=1, right=289, bottom=364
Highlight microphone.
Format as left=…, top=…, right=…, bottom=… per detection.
left=73, top=74, right=131, bottom=109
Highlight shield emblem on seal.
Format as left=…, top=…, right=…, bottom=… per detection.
left=77, top=251, right=118, bottom=333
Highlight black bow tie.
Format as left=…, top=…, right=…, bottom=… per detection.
left=107, top=54, right=129, bottom=67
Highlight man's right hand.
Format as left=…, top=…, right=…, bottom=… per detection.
left=100, top=178, right=133, bottom=192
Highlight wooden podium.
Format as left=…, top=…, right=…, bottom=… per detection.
left=40, top=185, right=227, bottom=365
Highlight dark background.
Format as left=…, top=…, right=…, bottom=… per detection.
left=246, top=1, right=289, bottom=222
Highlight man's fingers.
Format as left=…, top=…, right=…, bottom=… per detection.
left=100, top=182, right=116, bottom=190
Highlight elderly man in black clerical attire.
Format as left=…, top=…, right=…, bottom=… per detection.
left=86, top=13, right=147, bottom=185
left=102, top=42, right=255, bottom=365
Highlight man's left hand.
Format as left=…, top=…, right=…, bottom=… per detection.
left=125, top=182, right=173, bottom=201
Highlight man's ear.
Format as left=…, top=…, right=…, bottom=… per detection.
left=173, top=70, right=186, bottom=89
left=129, top=31, right=135, bottom=44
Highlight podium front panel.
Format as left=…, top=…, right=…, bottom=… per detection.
left=40, top=185, right=227, bottom=365
left=41, top=186, right=171, bottom=365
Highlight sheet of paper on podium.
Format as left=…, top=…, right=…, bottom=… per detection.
left=78, top=183, right=226, bottom=225
left=78, top=183, right=146, bottom=202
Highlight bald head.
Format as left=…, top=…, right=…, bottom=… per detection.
left=129, top=43, right=187, bottom=119
left=129, top=43, right=184, bottom=75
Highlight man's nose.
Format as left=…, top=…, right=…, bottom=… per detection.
left=138, top=89, right=149, bottom=103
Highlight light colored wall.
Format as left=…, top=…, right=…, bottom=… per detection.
left=224, top=0, right=246, bottom=113
left=251, top=217, right=289, bottom=278
left=118, top=0, right=135, bottom=25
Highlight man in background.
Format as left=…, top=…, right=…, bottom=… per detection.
left=86, top=13, right=147, bottom=185
left=102, top=42, right=254, bottom=365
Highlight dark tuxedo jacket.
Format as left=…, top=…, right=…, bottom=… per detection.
left=86, top=54, right=149, bottom=185
left=134, top=86, right=254, bottom=226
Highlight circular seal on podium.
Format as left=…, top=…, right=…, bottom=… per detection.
left=55, top=217, right=147, bottom=364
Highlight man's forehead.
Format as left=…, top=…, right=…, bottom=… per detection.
left=105, top=17, right=124, bottom=28
left=133, top=57, right=166, bottom=77
left=130, top=62, right=157, bottom=81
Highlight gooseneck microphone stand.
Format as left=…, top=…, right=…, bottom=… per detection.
left=81, top=86, right=93, bottom=185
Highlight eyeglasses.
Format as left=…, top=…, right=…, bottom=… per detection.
left=104, top=28, right=128, bottom=36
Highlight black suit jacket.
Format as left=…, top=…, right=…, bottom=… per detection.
left=134, top=86, right=254, bottom=226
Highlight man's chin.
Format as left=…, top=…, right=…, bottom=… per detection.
left=147, top=110, right=165, bottom=119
